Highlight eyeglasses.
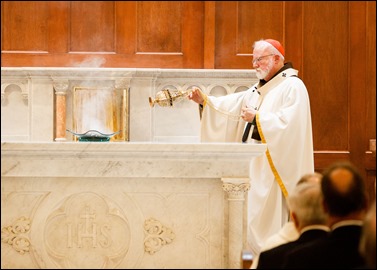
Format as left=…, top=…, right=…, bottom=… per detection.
left=252, top=54, right=275, bottom=65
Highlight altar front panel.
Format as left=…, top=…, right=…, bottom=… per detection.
left=2, top=176, right=225, bottom=269
left=1, top=142, right=267, bottom=269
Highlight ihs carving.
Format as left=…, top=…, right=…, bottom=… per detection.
left=45, top=192, right=130, bottom=269
left=1, top=216, right=31, bottom=254
left=144, top=218, right=175, bottom=255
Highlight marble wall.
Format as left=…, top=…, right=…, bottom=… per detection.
left=1, top=68, right=257, bottom=143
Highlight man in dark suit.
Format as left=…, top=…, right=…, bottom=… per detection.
left=358, top=199, right=376, bottom=269
left=281, top=161, right=368, bottom=269
left=256, top=174, right=329, bottom=269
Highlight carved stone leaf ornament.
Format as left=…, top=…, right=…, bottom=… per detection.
left=144, top=218, right=175, bottom=254
left=1, top=216, right=31, bottom=254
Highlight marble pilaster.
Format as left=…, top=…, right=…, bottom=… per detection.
left=53, top=82, right=68, bottom=141
left=222, top=178, right=251, bottom=269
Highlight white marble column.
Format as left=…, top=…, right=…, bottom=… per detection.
left=53, top=82, right=68, bottom=141
left=222, top=177, right=250, bottom=269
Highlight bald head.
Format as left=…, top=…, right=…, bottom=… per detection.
left=329, top=168, right=354, bottom=194
left=321, top=161, right=367, bottom=217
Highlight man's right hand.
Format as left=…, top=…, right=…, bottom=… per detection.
left=188, top=87, right=204, bottom=105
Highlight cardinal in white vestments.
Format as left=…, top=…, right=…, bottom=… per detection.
left=188, top=39, right=314, bottom=257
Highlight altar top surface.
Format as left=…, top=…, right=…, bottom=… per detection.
left=2, top=142, right=266, bottom=178
left=1, top=141, right=267, bottom=160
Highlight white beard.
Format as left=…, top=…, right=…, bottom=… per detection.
left=256, top=69, right=268, bottom=80
left=255, top=59, right=274, bottom=80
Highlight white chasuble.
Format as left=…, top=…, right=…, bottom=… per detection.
left=200, top=68, right=314, bottom=256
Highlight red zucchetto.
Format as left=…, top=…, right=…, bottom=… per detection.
left=265, top=39, right=285, bottom=57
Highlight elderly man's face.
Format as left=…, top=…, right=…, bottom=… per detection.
left=252, top=48, right=276, bottom=80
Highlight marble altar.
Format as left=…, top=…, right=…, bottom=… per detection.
left=1, top=142, right=267, bottom=269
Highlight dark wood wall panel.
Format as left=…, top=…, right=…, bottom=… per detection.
left=365, top=1, right=376, bottom=198
left=303, top=2, right=349, bottom=151
left=237, top=2, right=284, bottom=54
left=284, top=2, right=303, bottom=71
left=366, top=1, right=376, bottom=148
left=350, top=1, right=376, bottom=205
left=203, top=1, right=215, bottom=69
left=2, top=1, right=49, bottom=52
left=115, top=1, right=135, bottom=55
left=215, top=1, right=284, bottom=68
left=137, top=1, right=181, bottom=53
left=349, top=1, right=367, bottom=173
left=70, top=1, right=115, bottom=52
left=48, top=1, right=69, bottom=53
left=1, top=1, right=204, bottom=68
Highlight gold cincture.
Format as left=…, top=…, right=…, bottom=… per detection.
left=149, top=89, right=192, bottom=107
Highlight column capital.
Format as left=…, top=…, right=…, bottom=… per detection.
left=115, top=78, right=131, bottom=89
left=53, top=81, right=69, bottom=95
left=222, top=178, right=250, bottom=200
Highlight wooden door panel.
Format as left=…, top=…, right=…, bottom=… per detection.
left=1, top=1, right=204, bottom=68
left=302, top=2, right=349, bottom=151
left=215, top=1, right=284, bottom=69
left=70, top=1, right=115, bottom=52
left=1, top=1, right=49, bottom=52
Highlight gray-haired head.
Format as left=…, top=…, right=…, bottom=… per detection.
left=288, top=181, right=328, bottom=229
left=253, top=39, right=285, bottom=62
